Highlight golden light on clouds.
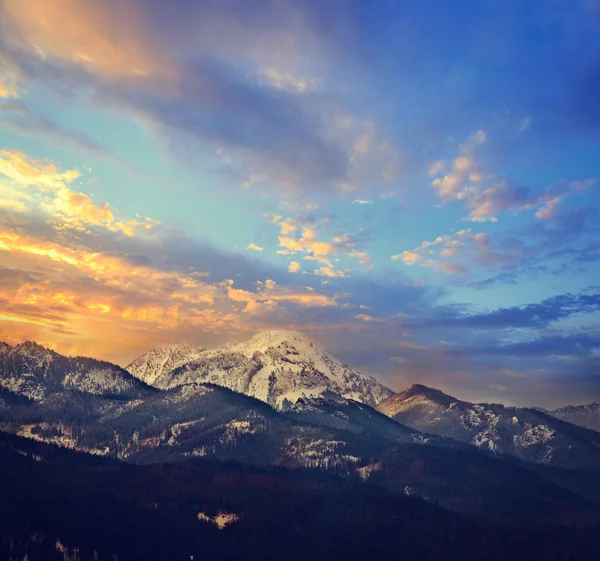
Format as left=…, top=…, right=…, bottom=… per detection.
left=0, top=150, right=160, bottom=236
left=0, top=149, right=340, bottom=363
left=0, top=150, right=81, bottom=189
left=270, top=214, right=369, bottom=277
left=2, top=0, right=166, bottom=78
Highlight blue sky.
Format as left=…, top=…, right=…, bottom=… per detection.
left=0, top=0, right=599, bottom=407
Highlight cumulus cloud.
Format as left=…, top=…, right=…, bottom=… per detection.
left=268, top=211, right=372, bottom=276
left=430, top=131, right=595, bottom=223
left=392, top=229, right=489, bottom=276
left=246, top=243, right=264, bottom=252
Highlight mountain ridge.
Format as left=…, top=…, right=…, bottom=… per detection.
left=0, top=340, right=152, bottom=401
left=377, top=384, right=600, bottom=470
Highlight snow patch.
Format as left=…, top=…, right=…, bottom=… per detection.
left=197, top=512, right=240, bottom=529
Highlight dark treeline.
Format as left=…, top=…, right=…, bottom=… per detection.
left=2, top=432, right=600, bottom=561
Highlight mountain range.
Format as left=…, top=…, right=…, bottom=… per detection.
left=2, top=330, right=600, bottom=533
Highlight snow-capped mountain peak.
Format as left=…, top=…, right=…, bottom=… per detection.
left=133, top=330, right=394, bottom=409
left=224, top=330, right=315, bottom=355
left=126, top=343, right=206, bottom=386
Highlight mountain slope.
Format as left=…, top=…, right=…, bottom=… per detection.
left=4, top=432, right=600, bottom=561
left=126, top=343, right=206, bottom=386
left=286, top=396, right=420, bottom=442
left=359, top=444, right=600, bottom=526
left=552, top=402, right=600, bottom=433
left=377, top=384, right=600, bottom=470
left=0, top=380, right=415, bottom=468
left=137, top=330, right=393, bottom=409
left=0, top=341, right=151, bottom=401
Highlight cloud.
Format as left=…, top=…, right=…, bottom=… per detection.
left=2, top=0, right=166, bottom=78
left=0, top=76, right=19, bottom=98
left=269, top=211, right=371, bottom=276
left=430, top=131, right=595, bottom=223
left=246, top=243, right=264, bottom=252
left=353, top=199, right=373, bottom=205
left=0, top=216, right=342, bottom=361
left=396, top=341, right=426, bottom=350
left=390, top=356, right=409, bottom=364
left=0, top=149, right=80, bottom=189
left=288, top=261, right=300, bottom=273
left=0, top=150, right=159, bottom=236
left=391, top=251, right=422, bottom=265
left=392, top=190, right=599, bottom=281
left=404, top=289, right=600, bottom=331
left=354, top=313, right=383, bottom=323
left=449, top=334, right=600, bottom=359
left=392, top=229, right=487, bottom=276
left=0, top=146, right=353, bottom=361
left=0, top=0, right=401, bottom=196
left=0, top=100, right=122, bottom=162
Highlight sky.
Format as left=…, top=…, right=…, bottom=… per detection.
left=0, top=0, right=599, bottom=408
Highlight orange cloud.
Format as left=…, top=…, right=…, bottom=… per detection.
left=2, top=0, right=167, bottom=78
left=246, top=243, right=264, bottom=252
left=0, top=226, right=339, bottom=363
left=0, top=150, right=160, bottom=236
left=0, top=148, right=342, bottom=362
left=270, top=213, right=370, bottom=276
left=0, top=150, right=80, bottom=190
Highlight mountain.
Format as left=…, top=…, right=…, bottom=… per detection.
left=1, top=380, right=418, bottom=469
left=4, top=340, right=600, bottom=529
left=131, top=330, right=394, bottom=409
left=286, top=395, right=421, bottom=442
left=377, top=384, right=600, bottom=470
left=5, top=432, right=600, bottom=561
left=126, top=343, right=206, bottom=386
left=0, top=341, right=152, bottom=401
left=552, top=402, right=600, bottom=432
left=359, top=444, right=600, bottom=527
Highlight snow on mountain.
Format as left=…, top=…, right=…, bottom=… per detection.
left=552, top=402, right=600, bottom=433
left=377, top=384, right=600, bottom=469
left=140, top=330, right=394, bottom=409
left=126, top=343, right=205, bottom=386
left=1, top=380, right=399, bottom=469
left=0, top=341, right=150, bottom=401
left=286, top=395, right=419, bottom=443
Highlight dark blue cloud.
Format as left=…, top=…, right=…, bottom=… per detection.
left=449, top=334, right=600, bottom=358
left=403, top=290, right=600, bottom=331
